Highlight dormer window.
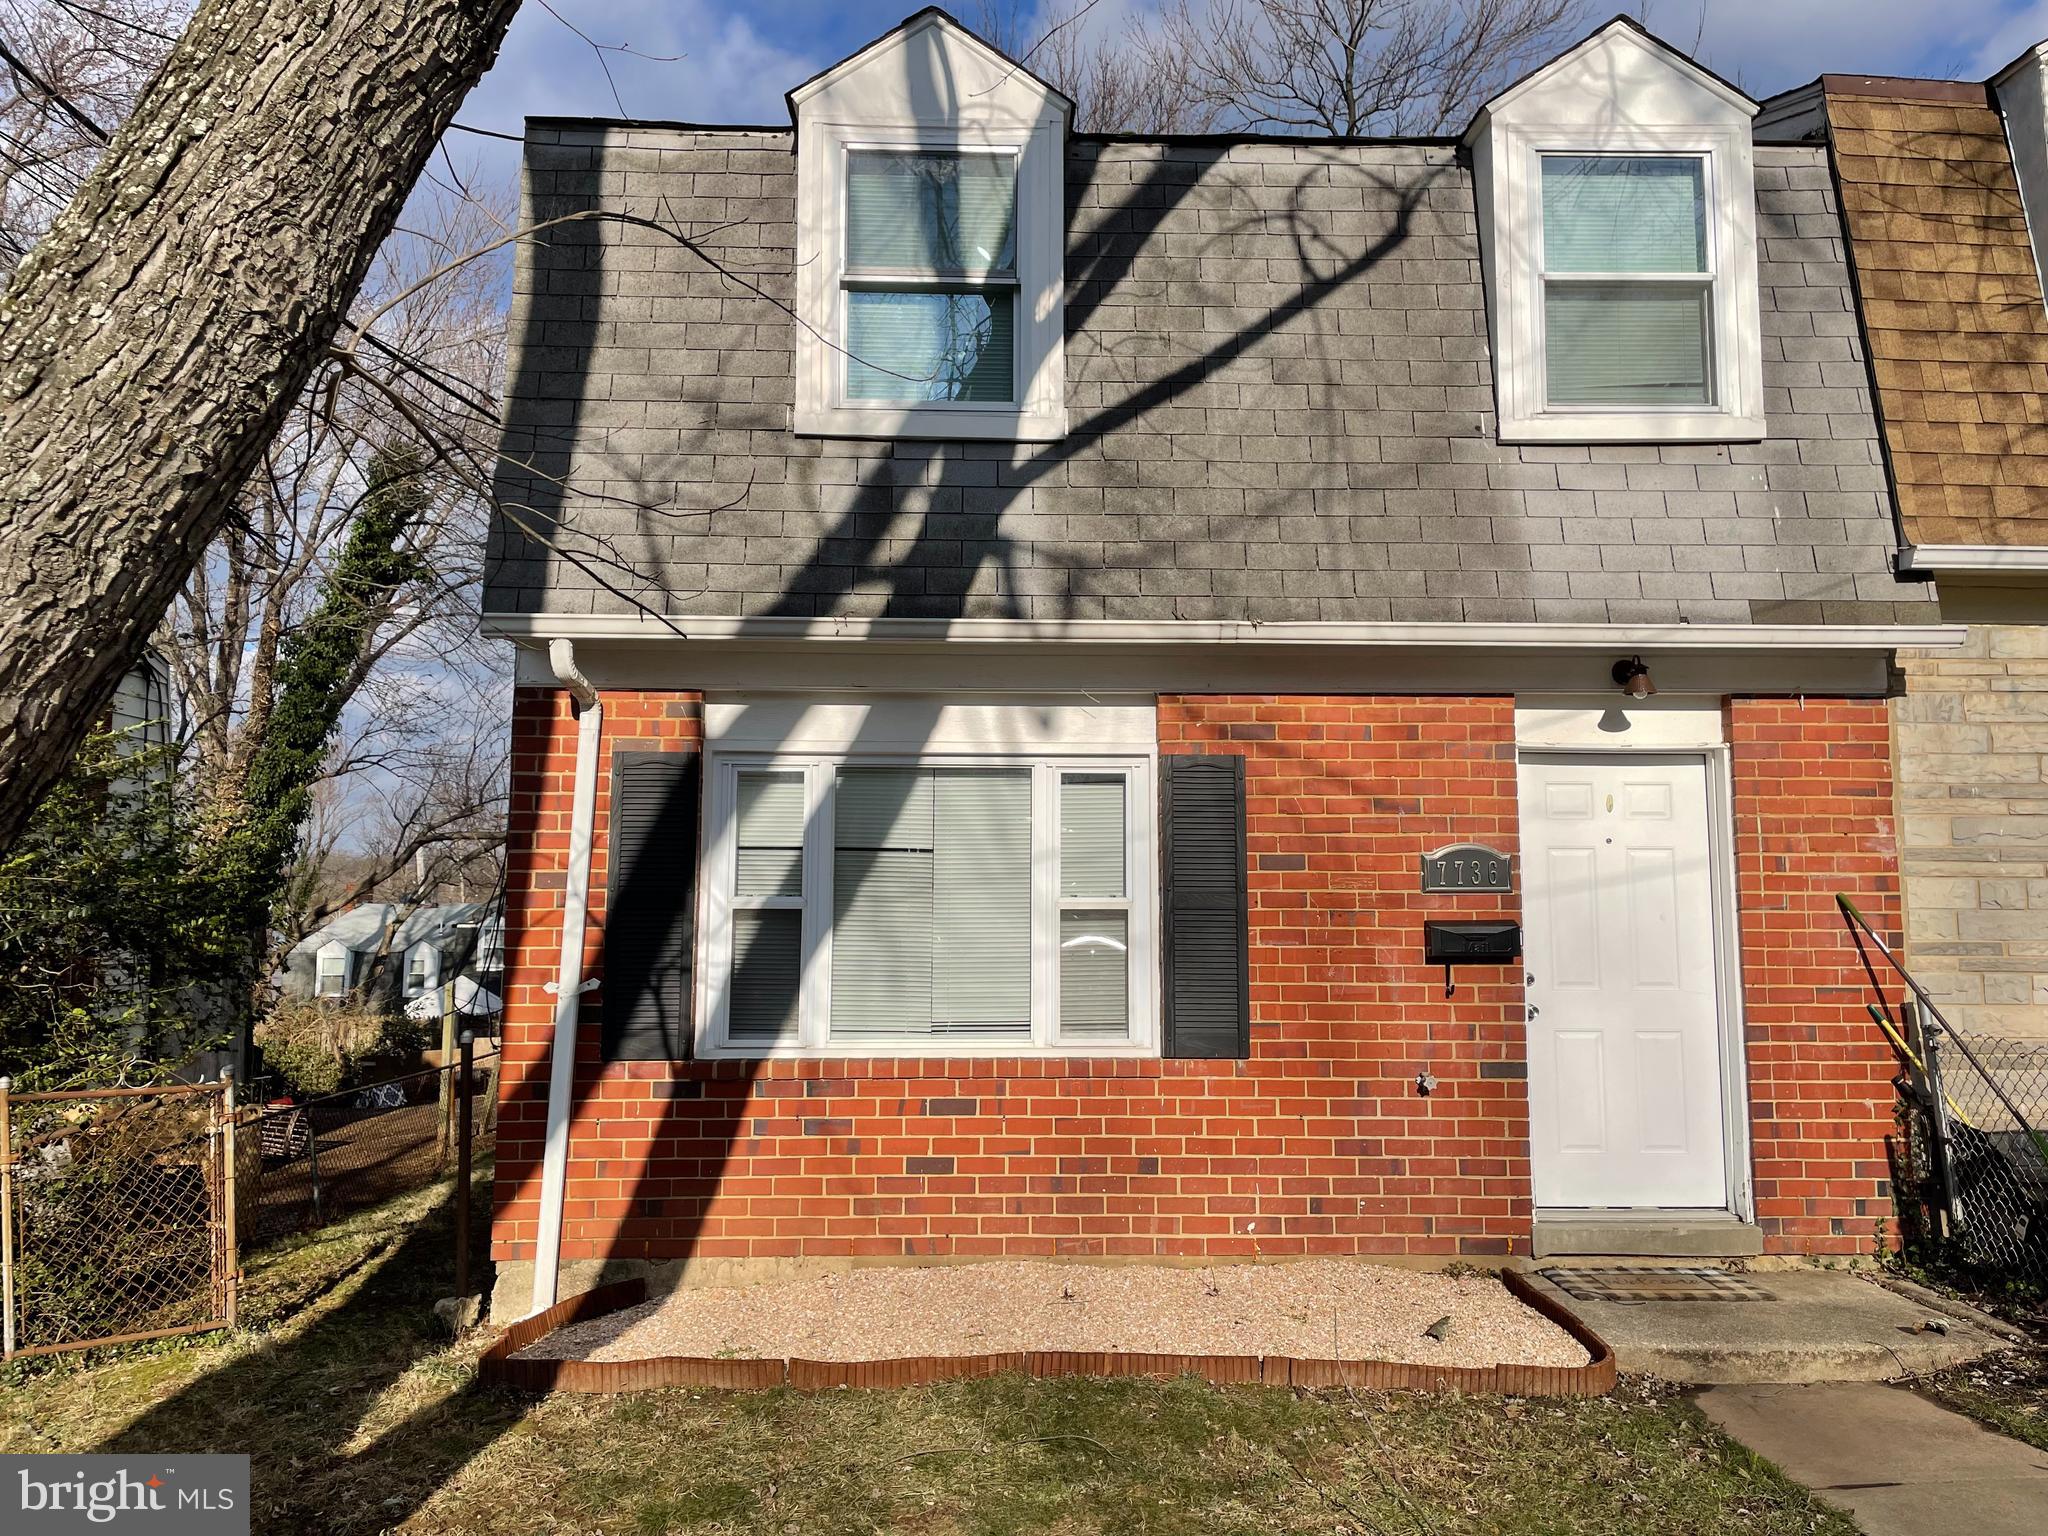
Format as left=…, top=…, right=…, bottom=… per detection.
left=404, top=941, right=440, bottom=997
left=792, top=11, right=1069, bottom=441
left=842, top=149, right=1018, bottom=403
left=1467, top=20, right=1764, bottom=444
left=315, top=941, right=351, bottom=999
left=1540, top=155, right=1714, bottom=409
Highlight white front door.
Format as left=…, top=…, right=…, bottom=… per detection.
left=1520, top=753, right=1728, bottom=1209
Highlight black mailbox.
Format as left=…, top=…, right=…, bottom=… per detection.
left=1424, top=921, right=1520, bottom=996
left=1423, top=921, right=1521, bottom=964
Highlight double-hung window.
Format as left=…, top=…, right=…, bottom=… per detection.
left=404, top=942, right=439, bottom=997
left=842, top=150, right=1018, bottom=405
left=703, top=755, right=1153, bottom=1054
left=315, top=942, right=350, bottom=999
left=791, top=16, right=1068, bottom=442
left=1470, top=30, right=1764, bottom=446
left=1539, top=155, right=1714, bottom=409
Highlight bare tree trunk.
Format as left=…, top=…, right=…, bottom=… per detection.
left=0, top=0, right=519, bottom=852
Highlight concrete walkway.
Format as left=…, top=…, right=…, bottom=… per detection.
left=1521, top=1268, right=2010, bottom=1383
left=1699, top=1382, right=2048, bottom=1535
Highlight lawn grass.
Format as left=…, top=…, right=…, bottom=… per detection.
left=1, top=1175, right=1862, bottom=1535
left=1914, top=1336, right=2048, bottom=1453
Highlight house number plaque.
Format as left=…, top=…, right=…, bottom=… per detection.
left=1419, top=843, right=1513, bottom=893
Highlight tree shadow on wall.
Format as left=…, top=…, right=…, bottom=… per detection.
left=105, top=76, right=1448, bottom=1536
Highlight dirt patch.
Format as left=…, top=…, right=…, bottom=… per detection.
left=516, top=1259, right=1590, bottom=1369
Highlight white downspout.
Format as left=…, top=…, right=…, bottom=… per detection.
left=530, top=638, right=602, bottom=1317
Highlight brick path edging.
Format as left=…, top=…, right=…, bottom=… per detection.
left=477, top=1269, right=1618, bottom=1398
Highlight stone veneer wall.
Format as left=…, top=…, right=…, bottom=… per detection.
left=1895, top=624, right=2048, bottom=1041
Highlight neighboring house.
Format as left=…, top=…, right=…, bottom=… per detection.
left=1758, top=66, right=2048, bottom=1045
left=482, top=12, right=1964, bottom=1316
left=281, top=900, right=503, bottom=1014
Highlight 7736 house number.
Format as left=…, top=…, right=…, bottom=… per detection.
left=1418, top=843, right=1513, bottom=893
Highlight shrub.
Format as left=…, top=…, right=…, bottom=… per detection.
left=254, top=998, right=426, bottom=1100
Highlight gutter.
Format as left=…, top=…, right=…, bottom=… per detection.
left=1897, top=544, right=2048, bottom=577
left=530, top=638, right=602, bottom=1318
left=479, top=614, right=1969, bottom=651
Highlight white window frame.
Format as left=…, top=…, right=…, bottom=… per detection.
left=1487, top=122, right=1763, bottom=443
left=797, top=122, right=1066, bottom=441
left=314, top=941, right=352, bottom=999
left=790, top=3, right=1070, bottom=447
left=836, top=141, right=1023, bottom=409
left=697, top=751, right=1155, bottom=1058
left=403, top=941, right=440, bottom=997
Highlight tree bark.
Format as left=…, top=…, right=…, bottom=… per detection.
left=0, top=0, right=520, bottom=852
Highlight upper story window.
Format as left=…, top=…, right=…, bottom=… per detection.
left=404, top=941, right=440, bottom=997
left=842, top=149, right=1018, bottom=404
left=792, top=11, right=1070, bottom=441
left=1467, top=20, right=1764, bottom=444
left=314, top=942, right=351, bottom=999
left=1540, top=155, right=1714, bottom=408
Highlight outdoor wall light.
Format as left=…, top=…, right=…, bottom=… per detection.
left=1611, top=655, right=1656, bottom=698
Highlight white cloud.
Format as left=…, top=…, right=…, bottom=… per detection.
left=1639, top=0, right=2038, bottom=98
left=1966, top=0, right=2048, bottom=76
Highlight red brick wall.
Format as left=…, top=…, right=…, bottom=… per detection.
left=492, top=691, right=1531, bottom=1267
left=491, top=687, right=1901, bottom=1270
left=1728, top=696, right=1901, bottom=1255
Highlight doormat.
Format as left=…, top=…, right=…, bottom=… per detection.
left=1539, top=1267, right=1776, bottom=1303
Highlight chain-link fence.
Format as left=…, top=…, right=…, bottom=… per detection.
left=1913, top=1029, right=2048, bottom=1288
left=237, top=1044, right=496, bottom=1253
left=0, top=1039, right=498, bottom=1359
left=0, top=1081, right=234, bottom=1359
left=1841, top=895, right=2048, bottom=1292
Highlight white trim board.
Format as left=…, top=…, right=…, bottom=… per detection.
left=485, top=614, right=1964, bottom=650
left=1516, top=694, right=1726, bottom=750
left=1898, top=544, right=2048, bottom=576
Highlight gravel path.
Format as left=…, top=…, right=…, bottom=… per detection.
left=517, top=1260, right=1589, bottom=1369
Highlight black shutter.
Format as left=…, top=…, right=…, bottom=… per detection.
left=1160, top=752, right=1250, bottom=1059
left=602, top=750, right=700, bottom=1061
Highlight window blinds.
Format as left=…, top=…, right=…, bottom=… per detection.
left=829, top=767, right=1032, bottom=1040
left=729, top=769, right=804, bottom=1042
left=1541, top=156, right=1705, bottom=273
left=1059, top=773, right=1128, bottom=1040
left=845, top=291, right=1014, bottom=403
left=845, top=151, right=1015, bottom=274
left=843, top=150, right=1018, bottom=405
left=1540, top=155, right=1712, bottom=408
left=1544, top=283, right=1711, bottom=405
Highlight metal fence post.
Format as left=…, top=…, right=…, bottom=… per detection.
left=438, top=985, right=457, bottom=1164
left=220, top=1072, right=238, bottom=1331
left=456, top=1032, right=474, bottom=1301
left=1910, top=1002, right=1963, bottom=1244
left=1, top=1076, right=15, bottom=1360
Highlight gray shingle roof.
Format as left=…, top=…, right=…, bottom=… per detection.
left=484, top=129, right=1932, bottom=626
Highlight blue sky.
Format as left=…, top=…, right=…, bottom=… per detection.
left=445, top=0, right=2048, bottom=183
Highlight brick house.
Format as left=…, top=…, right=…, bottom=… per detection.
left=1759, top=66, right=2048, bottom=1046
left=481, top=12, right=1962, bottom=1317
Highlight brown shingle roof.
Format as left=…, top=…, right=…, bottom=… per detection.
left=1825, top=89, right=2048, bottom=547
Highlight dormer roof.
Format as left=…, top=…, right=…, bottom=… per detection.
left=1464, top=14, right=1757, bottom=143
left=786, top=7, right=1073, bottom=127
